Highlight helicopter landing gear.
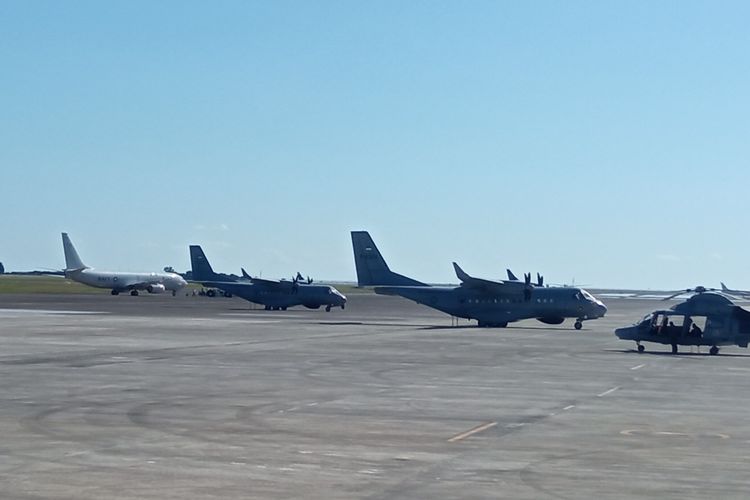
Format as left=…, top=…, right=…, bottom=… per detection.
left=325, top=305, right=332, bottom=312
left=710, top=346, right=719, bottom=356
left=111, top=289, right=119, bottom=296
left=637, top=343, right=645, bottom=353
left=671, top=344, right=678, bottom=354
left=574, top=320, right=583, bottom=330
left=130, top=290, right=139, bottom=296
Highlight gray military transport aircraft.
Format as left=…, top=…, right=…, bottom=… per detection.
left=189, top=245, right=347, bottom=311
left=615, top=287, right=750, bottom=355
left=351, top=231, right=607, bottom=329
left=61, top=233, right=187, bottom=296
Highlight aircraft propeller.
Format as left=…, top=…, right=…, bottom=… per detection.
left=293, top=272, right=313, bottom=285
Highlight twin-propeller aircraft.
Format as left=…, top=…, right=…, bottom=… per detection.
left=351, top=231, right=607, bottom=329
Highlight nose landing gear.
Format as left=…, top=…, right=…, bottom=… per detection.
left=710, top=346, right=719, bottom=356
left=574, top=320, right=583, bottom=330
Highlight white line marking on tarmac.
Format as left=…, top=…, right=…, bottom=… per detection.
left=447, top=421, right=498, bottom=442
left=631, top=364, right=645, bottom=370
left=597, top=386, right=620, bottom=397
left=563, top=405, right=575, bottom=411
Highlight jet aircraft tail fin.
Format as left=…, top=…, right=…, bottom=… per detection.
left=190, top=245, right=222, bottom=281
left=351, top=231, right=426, bottom=286
left=507, top=269, right=519, bottom=281
left=721, top=282, right=730, bottom=292
left=241, top=268, right=252, bottom=280
left=61, top=233, right=87, bottom=271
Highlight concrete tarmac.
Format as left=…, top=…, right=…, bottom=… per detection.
left=0, top=293, right=749, bottom=499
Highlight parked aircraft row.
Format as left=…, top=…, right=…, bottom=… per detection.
left=58, top=231, right=750, bottom=354
left=60, top=231, right=606, bottom=329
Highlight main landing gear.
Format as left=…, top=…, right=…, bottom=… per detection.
left=111, top=289, right=119, bottom=296
left=325, top=305, right=331, bottom=312
left=130, top=290, right=139, bottom=296
left=477, top=321, right=508, bottom=328
left=637, top=343, right=645, bottom=353
left=710, top=346, right=719, bottom=356
left=574, top=320, right=583, bottom=330
left=671, top=344, right=678, bottom=354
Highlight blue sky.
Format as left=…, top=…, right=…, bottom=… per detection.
left=1, top=1, right=748, bottom=288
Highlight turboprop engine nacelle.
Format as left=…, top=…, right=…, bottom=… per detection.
left=147, top=283, right=166, bottom=294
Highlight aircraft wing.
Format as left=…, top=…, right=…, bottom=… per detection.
left=249, top=277, right=298, bottom=290
left=119, top=278, right=164, bottom=290
left=453, top=262, right=526, bottom=293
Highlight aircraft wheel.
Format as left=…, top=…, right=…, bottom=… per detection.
left=341, top=304, right=345, bottom=310
left=325, top=305, right=332, bottom=312
left=130, top=290, right=139, bottom=296
left=264, top=305, right=271, bottom=311
left=637, top=344, right=645, bottom=353
left=574, top=321, right=582, bottom=330
left=710, top=346, right=719, bottom=356
left=172, top=290, right=176, bottom=296
left=281, top=306, right=287, bottom=311
left=671, top=344, right=678, bottom=354
left=206, top=289, right=216, bottom=297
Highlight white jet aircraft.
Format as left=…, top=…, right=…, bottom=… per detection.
left=61, top=233, right=187, bottom=296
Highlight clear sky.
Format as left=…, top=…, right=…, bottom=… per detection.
left=1, top=1, right=748, bottom=289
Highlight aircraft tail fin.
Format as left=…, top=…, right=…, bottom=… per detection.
left=721, top=282, right=730, bottom=292
left=351, top=231, right=426, bottom=286
left=241, top=268, right=252, bottom=280
left=506, top=269, right=519, bottom=281
left=61, top=233, right=87, bottom=271
left=189, top=245, right=221, bottom=281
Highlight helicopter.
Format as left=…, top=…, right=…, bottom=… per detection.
left=614, top=287, right=750, bottom=355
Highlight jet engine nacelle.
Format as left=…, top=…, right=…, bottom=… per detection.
left=537, top=317, right=565, bottom=325
left=147, top=283, right=166, bottom=294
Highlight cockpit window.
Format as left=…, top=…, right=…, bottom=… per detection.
left=581, top=290, right=595, bottom=301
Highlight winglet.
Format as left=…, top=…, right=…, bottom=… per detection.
left=453, top=262, right=472, bottom=283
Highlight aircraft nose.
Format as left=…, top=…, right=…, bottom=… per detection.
left=598, top=303, right=608, bottom=317
left=615, top=326, right=632, bottom=340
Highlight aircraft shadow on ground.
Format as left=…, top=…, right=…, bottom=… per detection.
left=605, top=349, right=750, bottom=358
